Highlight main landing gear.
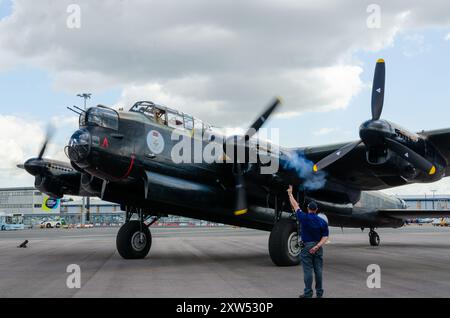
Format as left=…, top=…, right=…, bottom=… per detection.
left=268, top=219, right=301, bottom=266
left=116, top=209, right=160, bottom=259
left=369, top=228, right=380, bottom=246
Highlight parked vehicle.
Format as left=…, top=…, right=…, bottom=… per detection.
left=0, top=212, right=25, bottom=231
left=40, top=218, right=66, bottom=229
left=432, top=218, right=450, bottom=227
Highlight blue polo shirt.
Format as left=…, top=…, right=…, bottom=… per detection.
left=296, top=209, right=329, bottom=243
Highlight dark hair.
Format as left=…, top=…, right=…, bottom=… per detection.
left=307, top=201, right=318, bottom=211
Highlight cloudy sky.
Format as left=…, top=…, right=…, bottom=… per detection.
left=1, top=0, right=450, bottom=196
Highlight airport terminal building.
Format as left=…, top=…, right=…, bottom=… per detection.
left=401, top=194, right=450, bottom=210
left=1, top=187, right=449, bottom=226
left=0, top=187, right=123, bottom=226
left=0, top=187, right=211, bottom=226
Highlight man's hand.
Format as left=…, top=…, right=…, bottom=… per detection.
left=287, top=185, right=293, bottom=197
left=287, top=185, right=300, bottom=211
left=309, top=245, right=320, bottom=254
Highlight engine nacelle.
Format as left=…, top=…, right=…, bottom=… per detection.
left=80, top=173, right=103, bottom=196
left=34, top=175, right=64, bottom=199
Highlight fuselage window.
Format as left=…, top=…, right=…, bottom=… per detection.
left=85, top=107, right=119, bottom=131
left=193, top=119, right=203, bottom=137
left=184, top=115, right=194, bottom=131
left=167, top=111, right=184, bottom=129
left=138, top=105, right=155, bottom=121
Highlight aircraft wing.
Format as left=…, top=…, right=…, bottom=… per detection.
left=17, top=158, right=86, bottom=198
left=419, top=128, right=450, bottom=174
left=295, top=142, right=396, bottom=191
left=289, top=127, right=450, bottom=191
left=379, top=209, right=450, bottom=220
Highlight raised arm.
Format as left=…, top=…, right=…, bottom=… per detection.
left=287, top=185, right=300, bottom=212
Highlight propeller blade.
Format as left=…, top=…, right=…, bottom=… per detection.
left=37, top=125, right=54, bottom=159
left=243, top=97, right=282, bottom=140
left=17, top=164, right=25, bottom=169
left=228, top=97, right=281, bottom=216
left=371, top=59, right=385, bottom=120
left=385, top=138, right=436, bottom=175
left=38, top=140, right=48, bottom=159
left=313, top=140, right=362, bottom=172
left=233, top=164, right=248, bottom=216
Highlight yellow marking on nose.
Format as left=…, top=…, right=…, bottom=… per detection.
left=429, top=165, right=436, bottom=175
left=377, top=58, right=385, bottom=63
left=234, top=209, right=248, bottom=216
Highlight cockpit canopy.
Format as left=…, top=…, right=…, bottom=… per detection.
left=80, top=106, right=119, bottom=131
left=129, top=101, right=211, bottom=134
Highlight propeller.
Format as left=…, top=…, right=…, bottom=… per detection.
left=17, top=125, right=54, bottom=175
left=312, top=140, right=362, bottom=173
left=312, top=59, right=436, bottom=176
left=229, top=97, right=282, bottom=216
left=244, top=97, right=282, bottom=140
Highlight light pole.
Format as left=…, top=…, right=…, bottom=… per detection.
left=77, top=93, right=92, bottom=225
left=77, top=93, right=91, bottom=110
left=431, top=189, right=437, bottom=210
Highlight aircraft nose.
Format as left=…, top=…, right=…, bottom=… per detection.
left=66, top=129, right=91, bottom=163
left=23, top=158, right=44, bottom=176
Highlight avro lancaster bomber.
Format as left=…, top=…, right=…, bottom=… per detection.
left=20, top=60, right=450, bottom=266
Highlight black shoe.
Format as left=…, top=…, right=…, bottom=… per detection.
left=299, top=294, right=312, bottom=298
left=316, top=295, right=323, bottom=298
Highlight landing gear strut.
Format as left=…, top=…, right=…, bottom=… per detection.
left=369, top=228, right=380, bottom=246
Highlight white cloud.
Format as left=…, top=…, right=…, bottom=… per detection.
left=115, top=64, right=363, bottom=125
left=0, top=115, right=43, bottom=187
left=313, top=127, right=338, bottom=136
left=0, top=114, right=73, bottom=187
left=445, top=33, right=450, bottom=41
left=401, top=33, right=429, bottom=58
left=3, top=0, right=450, bottom=126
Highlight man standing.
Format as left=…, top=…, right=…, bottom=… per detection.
left=287, top=185, right=329, bottom=298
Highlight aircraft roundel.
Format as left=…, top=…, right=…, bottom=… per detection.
left=147, top=130, right=165, bottom=154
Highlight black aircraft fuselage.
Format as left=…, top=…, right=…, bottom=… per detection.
left=60, top=101, right=434, bottom=231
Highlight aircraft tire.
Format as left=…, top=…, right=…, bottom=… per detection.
left=116, top=221, right=152, bottom=259
left=268, top=219, right=301, bottom=266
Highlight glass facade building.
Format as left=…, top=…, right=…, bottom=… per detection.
left=3, top=187, right=449, bottom=227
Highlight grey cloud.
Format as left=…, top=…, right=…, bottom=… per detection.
left=1, top=0, right=450, bottom=125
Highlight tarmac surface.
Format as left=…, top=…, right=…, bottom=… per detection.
left=0, top=225, right=449, bottom=298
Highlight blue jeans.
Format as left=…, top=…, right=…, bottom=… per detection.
left=301, top=242, right=324, bottom=297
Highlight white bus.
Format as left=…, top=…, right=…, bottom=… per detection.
left=0, top=212, right=25, bottom=231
